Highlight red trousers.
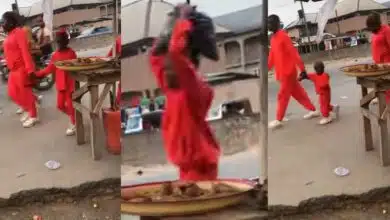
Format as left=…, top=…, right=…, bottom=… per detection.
left=277, top=77, right=316, bottom=121
left=318, top=89, right=333, bottom=117
left=57, top=90, right=75, bottom=125
left=8, top=69, right=37, bottom=118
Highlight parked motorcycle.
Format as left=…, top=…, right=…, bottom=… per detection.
left=0, top=54, right=55, bottom=91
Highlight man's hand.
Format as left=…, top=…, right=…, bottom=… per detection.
left=28, top=72, right=40, bottom=82
left=298, top=71, right=308, bottom=81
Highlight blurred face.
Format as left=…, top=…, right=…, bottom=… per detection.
left=2, top=15, right=15, bottom=33
left=268, top=17, right=280, bottom=33
left=314, top=62, right=325, bottom=74
left=366, top=15, right=381, bottom=34
left=56, top=35, right=68, bottom=50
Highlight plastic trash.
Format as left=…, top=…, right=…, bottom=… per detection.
left=334, top=167, right=350, bottom=177
left=45, top=160, right=61, bottom=170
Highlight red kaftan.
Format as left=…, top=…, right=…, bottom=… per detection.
left=3, top=27, right=37, bottom=118
left=268, top=30, right=315, bottom=121
left=371, top=25, right=390, bottom=102
left=149, top=19, right=220, bottom=181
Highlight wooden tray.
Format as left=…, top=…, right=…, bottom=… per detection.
left=341, top=63, right=390, bottom=77
left=121, top=179, right=255, bottom=217
left=55, top=57, right=112, bottom=71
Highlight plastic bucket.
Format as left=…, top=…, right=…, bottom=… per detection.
left=102, top=108, right=121, bottom=155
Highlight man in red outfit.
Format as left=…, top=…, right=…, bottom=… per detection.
left=268, top=14, right=318, bottom=129
left=35, top=30, right=77, bottom=136
left=2, top=11, right=39, bottom=128
left=149, top=3, right=220, bottom=181
left=366, top=13, right=390, bottom=103
left=107, top=19, right=121, bottom=107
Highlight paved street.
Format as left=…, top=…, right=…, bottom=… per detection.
left=0, top=47, right=120, bottom=199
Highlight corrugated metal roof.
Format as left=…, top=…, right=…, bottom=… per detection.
left=213, top=5, right=262, bottom=34
left=19, top=0, right=112, bottom=17
left=285, top=13, right=318, bottom=29
left=122, top=0, right=230, bottom=45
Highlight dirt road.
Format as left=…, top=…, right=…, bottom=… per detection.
left=1, top=196, right=120, bottom=220
left=270, top=202, right=390, bottom=220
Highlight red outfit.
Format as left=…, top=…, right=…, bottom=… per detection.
left=268, top=30, right=316, bottom=121
left=149, top=19, right=220, bottom=181
left=3, top=27, right=37, bottom=118
left=307, top=73, right=333, bottom=117
left=36, top=48, right=77, bottom=124
left=108, top=35, right=121, bottom=107
left=371, top=25, right=390, bottom=102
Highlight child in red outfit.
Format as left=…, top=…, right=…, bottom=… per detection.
left=299, top=61, right=340, bottom=125
left=35, top=30, right=77, bottom=136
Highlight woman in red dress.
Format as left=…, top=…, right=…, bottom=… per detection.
left=149, top=4, right=220, bottom=181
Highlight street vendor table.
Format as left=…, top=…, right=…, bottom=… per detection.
left=68, top=67, right=120, bottom=160
left=357, top=74, right=390, bottom=166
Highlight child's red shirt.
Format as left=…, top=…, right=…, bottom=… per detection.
left=36, top=48, right=77, bottom=91
left=307, top=72, right=330, bottom=94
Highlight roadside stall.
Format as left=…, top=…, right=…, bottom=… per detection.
left=341, top=64, right=390, bottom=166
left=54, top=0, right=121, bottom=160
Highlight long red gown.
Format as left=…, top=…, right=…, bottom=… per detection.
left=36, top=47, right=77, bottom=124
left=149, top=19, right=220, bottom=181
left=268, top=29, right=316, bottom=121
left=371, top=25, right=390, bottom=102
left=3, top=27, right=37, bottom=118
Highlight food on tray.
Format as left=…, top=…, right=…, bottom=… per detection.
left=122, top=181, right=241, bottom=203
left=343, top=64, right=390, bottom=73
left=55, top=57, right=108, bottom=67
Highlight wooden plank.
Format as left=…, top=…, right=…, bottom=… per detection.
left=377, top=92, right=390, bottom=166
left=360, top=90, right=376, bottom=107
left=361, top=86, right=374, bottom=151
left=74, top=81, right=86, bottom=145
left=72, top=102, right=91, bottom=115
left=381, top=105, right=389, bottom=120
left=89, top=85, right=103, bottom=160
left=93, top=83, right=112, bottom=115
left=72, top=83, right=89, bottom=100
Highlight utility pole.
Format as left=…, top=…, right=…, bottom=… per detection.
left=259, top=0, right=268, bottom=186
left=299, top=0, right=312, bottom=52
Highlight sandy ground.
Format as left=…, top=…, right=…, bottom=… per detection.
left=0, top=196, right=120, bottom=220
left=270, top=202, right=390, bottom=220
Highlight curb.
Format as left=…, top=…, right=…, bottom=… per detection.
left=0, top=178, right=120, bottom=208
